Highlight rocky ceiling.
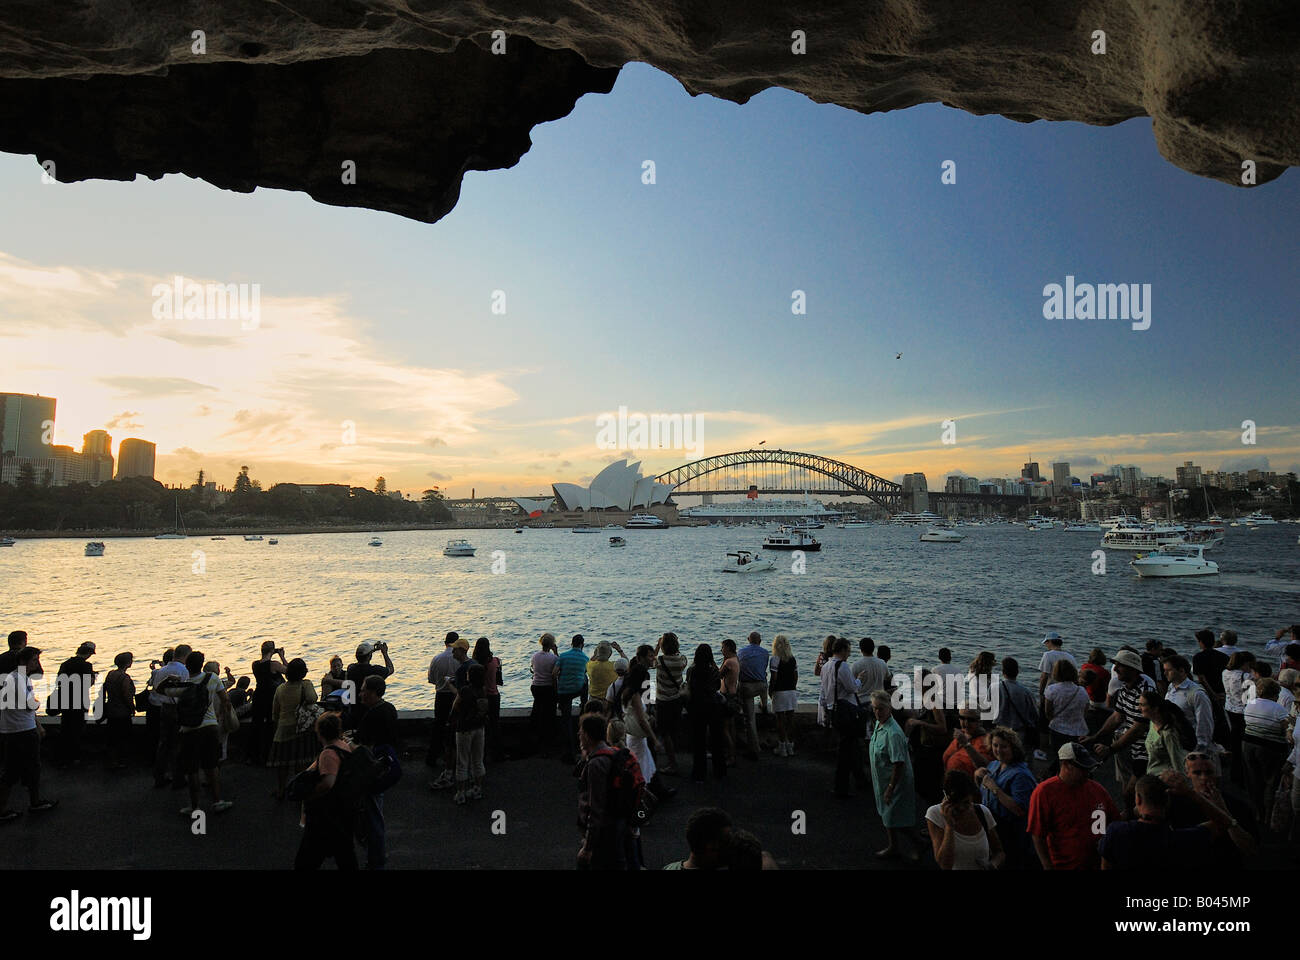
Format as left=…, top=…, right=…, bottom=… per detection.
left=0, top=1, right=1294, bottom=223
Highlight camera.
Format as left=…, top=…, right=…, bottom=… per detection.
left=374, top=641, right=388, bottom=652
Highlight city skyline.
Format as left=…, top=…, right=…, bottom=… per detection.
left=3, top=63, right=1296, bottom=497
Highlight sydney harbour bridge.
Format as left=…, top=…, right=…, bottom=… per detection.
left=447, top=449, right=1030, bottom=515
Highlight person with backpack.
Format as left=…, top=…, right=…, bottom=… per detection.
left=164, top=650, right=233, bottom=817
left=576, top=713, right=644, bottom=870
left=450, top=662, right=488, bottom=804
left=294, top=711, right=358, bottom=870
left=354, top=674, right=401, bottom=869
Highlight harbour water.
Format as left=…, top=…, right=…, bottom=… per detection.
left=2, top=524, right=1296, bottom=709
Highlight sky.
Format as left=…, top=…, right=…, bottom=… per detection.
left=1, top=61, right=1297, bottom=498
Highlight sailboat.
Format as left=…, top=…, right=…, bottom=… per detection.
left=155, top=497, right=188, bottom=539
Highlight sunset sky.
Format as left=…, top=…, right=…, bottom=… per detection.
left=1, top=63, right=1296, bottom=497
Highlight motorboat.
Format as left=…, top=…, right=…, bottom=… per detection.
left=796, top=517, right=825, bottom=529
left=514, top=527, right=523, bottom=533
left=1025, top=514, right=1060, bottom=530
left=1130, top=544, right=1219, bottom=578
left=1063, top=522, right=1102, bottom=533
left=1183, top=529, right=1225, bottom=549
left=0, top=536, right=15, bottom=546
left=721, top=550, right=776, bottom=573
left=572, top=525, right=601, bottom=533
left=268, top=538, right=279, bottom=545
left=368, top=536, right=383, bottom=546
left=84, top=541, right=105, bottom=557
left=1101, top=526, right=1188, bottom=551
left=1243, top=511, right=1278, bottom=525
left=210, top=537, right=226, bottom=541
left=625, top=514, right=669, bottom=529
left=443, top=539, right=476, bottom=557
left=762, top=528, right=821, bottom=551
left=920, top=526, right=965, bottom=542
left=1099, top=515, right=1143, bottom=531
left=609, top=536, right=626, bottom=548
left=243, top=535, right=264, bottom=541
left=604, top=523, right=624, bottom=530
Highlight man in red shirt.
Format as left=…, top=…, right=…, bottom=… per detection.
left=1027, top=741, right=1120, bottom=869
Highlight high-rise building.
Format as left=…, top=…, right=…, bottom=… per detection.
left=1119, top=466, right=1141, bottom=497
left=116, top=439, right=157, bottom=480
left=901, top=472, right=928, bottom=513
left=1051, top=461, right=1070, bottom=495
left=1175, top=460, right=1202, bottom=489
left=0, top=392, right=57, bottom=460
left=81, top=429, right=114, bottom=483
left=1021, top=461, right=1041, bottom=482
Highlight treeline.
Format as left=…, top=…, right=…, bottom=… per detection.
left=0, top=467, right=452, bottom=531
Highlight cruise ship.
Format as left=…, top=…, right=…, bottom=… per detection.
left=680, top=496, right=840, bottom=521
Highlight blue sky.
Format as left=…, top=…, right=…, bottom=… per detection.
left=1, top=62, right=1295, bottom=495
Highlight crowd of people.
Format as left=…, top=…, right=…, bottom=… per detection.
left=1, top=621, right=1297, bottom=871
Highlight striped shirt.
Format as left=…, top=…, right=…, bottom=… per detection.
left=1113, top=675, right=1155, bottom=760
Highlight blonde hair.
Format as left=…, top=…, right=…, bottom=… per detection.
left=203, top=661, right=220, bottom=675
left=593, top=641, right=612, bottom=662
left=606, top=719, right=627, bottom=747
left=772, top=634, right=793, bottom=661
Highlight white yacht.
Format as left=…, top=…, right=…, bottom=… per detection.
left=572, top=525, right=601, bottom=533
left=762, top=528, right=821, bottom=551
left=1099, top=515, right=1143, bottom=531
left=84, top=541, right=105, bottom=557
left=243, top=535, right=264, bottom=541
left=838, top=518, right=870, bottom=528
left=1025, top=514, right=1060, bottom=530
left=795, top=517, right=825, bottom=529
left=155, top=497, right=188, bottom=539
left=1243, top=511, right=1278, bottom=525
left=443, top=539, right=476, bottom=557
left=625, top=514, right=668, bottom=529
left=1101, top=525, right=1188, bottom=551
left=604, top=523, right=624, bottom=530
left=890, top=511, right=945, bottom=525
left=920, top=526, right=965, bottom=542
left=1130, top=544, right=1219, bottom=577
left=609, top=536, right=626, bottom=547
left=721, top=550, right=776, bottom=573
left=368, top=536, right=383, bottom=546
left=1063, top=521, right=1102, bottom=533
left=0, top=536, right=15, bottom=547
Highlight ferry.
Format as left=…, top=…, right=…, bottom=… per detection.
left=1101, top=525, right=1188, bottom=551
left=625, top=514, right=668, bottom=529
left=762, top=528, right=821, bottom=551
left=84, top=541, right=105, bottom=557
left=1243, top=511, right=1278, bottom=525
left=889, top=511, right=945, bottom=525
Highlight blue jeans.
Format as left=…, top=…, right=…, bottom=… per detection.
left=361, top=792, right=386, bottom=869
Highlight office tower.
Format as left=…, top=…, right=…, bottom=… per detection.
left=116, top=438, right=157, bottom=479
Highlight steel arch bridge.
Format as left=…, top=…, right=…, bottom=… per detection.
left=654, top=449, right=904, bottom=510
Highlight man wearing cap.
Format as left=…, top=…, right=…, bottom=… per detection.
left=54, top=642, right=97, bottom=767
left=1026, top=741, right=1119, bottom=870
left=426, top=632, right=460, bottom=789
left=1036, top=633, right=1077, bottom=703
left=346, top=640, right=393, bottom=695
left=1082, top=649, right=1154, bottom=811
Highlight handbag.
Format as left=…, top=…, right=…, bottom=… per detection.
left=295, top=699, right=324, bottom=734
left=831, top=661, right=863, bottom=735
left=286, top=767, right=321, bottom=801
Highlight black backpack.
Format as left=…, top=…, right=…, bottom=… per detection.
left=164, top=675, right=211, bottom=727
left=595, top=747, right=646, bottom=822
left=324, top=744, right=387, bottom=811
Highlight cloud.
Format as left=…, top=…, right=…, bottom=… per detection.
left=171, top=447, right=203, bottom=459
left=99, top=376, right=219, bottom=397
left=426, top=471, right=452, bottom=481
left=104, top=411, right=142, bottom=429
left=424, top=437, right=447, bottom=449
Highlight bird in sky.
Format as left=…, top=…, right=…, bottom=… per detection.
left=895, top=352, right=903, bottom=360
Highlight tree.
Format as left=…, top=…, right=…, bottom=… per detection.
left=17, top=462, right=35, bottom=489
left=193, top=469, right=205, bottom=490
left=374, top=476, right=387, bottom=497
left=234, top=465, right=252, bottom=496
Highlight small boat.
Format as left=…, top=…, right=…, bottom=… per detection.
left=839, top=519, right=869, bottom=528
left=796, top=517, right=825, bottom=529
left=514, top=527, right=523, bottom=533
left=84, top=541, right=105, bottom=557
left=721, top=550, right=776, bottom=573
left=609, top=536, right=626, bottom=547
left=268, top=538, right=279, bottom=545
left=1130, top=544, right=1218, bottom=578
left=244, top=535, right=264, bottom=541
left=1243, top=511, right=1277, bottom=526
left=625, top=513, right=669, bottom=529
left=210, top=537, right=226, bottom=541
left=1063, top=522, right=1102, bottom=533
left=572, top=525, right=601, bottom=534
left=368, top=537, right=383, bottom=547
left=920, top=526, right=965, bottom=543
left=0, top=536, right=15, bottom=547
left=443, top=538, right=476, bottom=557
left=155, top=496, right=188, bottom=539
left=604, top=523, right=623, bottom=530
left=762, top=528, right=821, bottom=551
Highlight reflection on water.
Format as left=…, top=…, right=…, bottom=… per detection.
left=1, top=525, right=1296, bottom=709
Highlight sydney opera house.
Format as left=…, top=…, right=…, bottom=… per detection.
left=545, top=459, right=675, bottom=512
